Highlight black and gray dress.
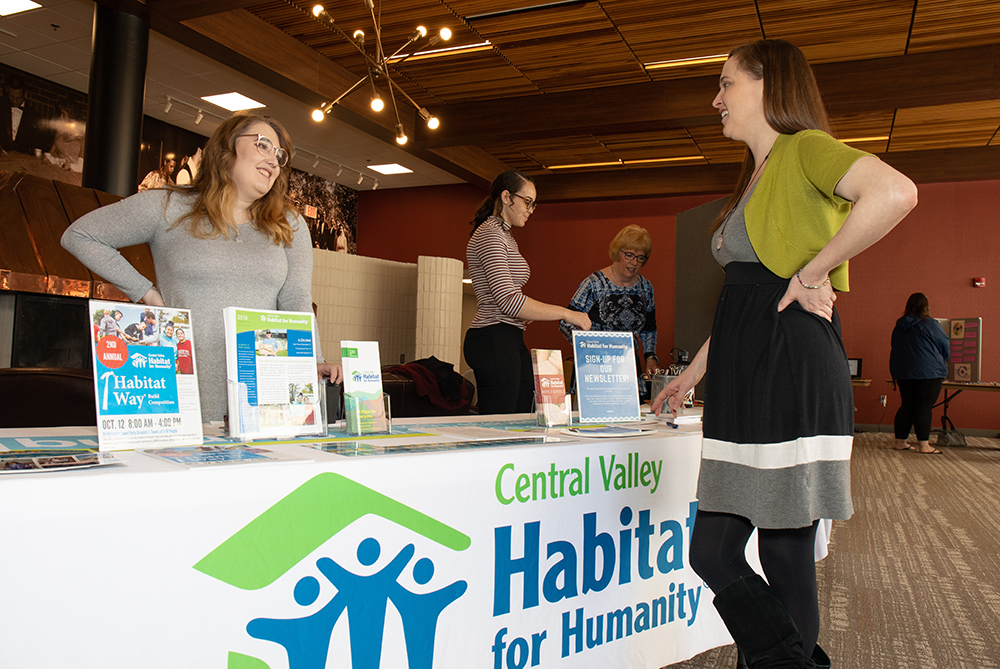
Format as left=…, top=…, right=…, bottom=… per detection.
left=702, top=183, right=854, bottom=530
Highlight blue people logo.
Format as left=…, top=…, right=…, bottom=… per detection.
left=194, top=472, right=471, bottom=669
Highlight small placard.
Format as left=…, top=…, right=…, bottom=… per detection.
left=572, top=331, right=640, bottom=423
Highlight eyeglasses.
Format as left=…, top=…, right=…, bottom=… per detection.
left=511, top=193, right=537, bottom=212
left=620, top=250, right=648, bottom=264
left=238, top=133, right=289, bottom=167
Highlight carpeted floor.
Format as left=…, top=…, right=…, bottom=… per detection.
left=664, top=431, right=1000, bottom=668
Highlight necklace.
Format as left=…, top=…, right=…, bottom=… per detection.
left=717, top=151, right=770, bottom=251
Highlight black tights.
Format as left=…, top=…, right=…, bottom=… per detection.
left=894, top=378, right=944, bottom=442
left=689, top=510, right=819, bottom=656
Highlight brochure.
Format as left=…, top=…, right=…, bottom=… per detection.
left=531, top=348, right=570, bottom=426
left=572, top=330, right=641, bottom=423
left=224, top=308, right=326, bottom=441
left=139, top=444, right=313, bottom=469
left=341, top=340, right=389, bottom=434
left=89, top=300, right=203, bottom=451
left=0, top=449, right=119, bottom=473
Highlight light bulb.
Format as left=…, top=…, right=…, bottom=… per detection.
left=427, top=115, right=439, bottom=130
left=312, top=108, right=325, bottom=122
left=370, top=95, right=384, bottom=112
left=439, top=27, right=452, bottom=41
left=312, top=5, right=324, bottom=17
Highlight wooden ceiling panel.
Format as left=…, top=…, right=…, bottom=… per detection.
left=394, top=51, right=536, bottom=103
left=828, top=110, right=893, bottom=152
left=909, top=0, right=1000, bottom=53
left=758, top=0, right=912, bottom=62
left=469, top=3, right=647, bottom=92
left=604, top=0, right=761, bottom=66
left=476, top=142, right=543, bottom=171
left=516, top=136, right=621, bottom=168
left=598, top=129, right=702, bottom=161
left=890, top=100, right=1000, bottom=152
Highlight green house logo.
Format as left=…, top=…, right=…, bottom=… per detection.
left=195, top=472, right=471, bottom=669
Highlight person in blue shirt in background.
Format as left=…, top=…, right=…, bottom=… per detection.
left=890, top=292, right=950, bottom=454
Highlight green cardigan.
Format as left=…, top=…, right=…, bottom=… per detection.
left=745, top=129, right=871, bottom=291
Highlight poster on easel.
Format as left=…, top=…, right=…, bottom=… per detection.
left=89, top=300, right=203, bottom=451
left=947, top=317, right=982, bottom=382
left=571, top=330, right=640, bottom=423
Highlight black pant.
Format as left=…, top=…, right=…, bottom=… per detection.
left=463, top=323, right=532, bottom=415
left=689, top=510, right=820, bottom=656
left=894, top=378, right=944, bottom=441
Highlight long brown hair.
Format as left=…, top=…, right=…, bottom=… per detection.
left=711, top=39, right=832, bottom=233
left=168, top=112, right=296, bottom=246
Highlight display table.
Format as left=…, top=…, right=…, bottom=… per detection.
left=0, top=414, right=732, bottom=668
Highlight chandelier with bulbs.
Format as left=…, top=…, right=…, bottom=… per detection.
left=310, top=3, right=450, bottom=145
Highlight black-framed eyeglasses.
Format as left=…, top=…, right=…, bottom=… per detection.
left=620, top=250, right=648, bottom=264
left=511, top=193, right=537, bottom=212
left=238, top=133, right=289, bottom=167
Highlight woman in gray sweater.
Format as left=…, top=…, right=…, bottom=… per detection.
left=62, top=112, right=341, bottom=422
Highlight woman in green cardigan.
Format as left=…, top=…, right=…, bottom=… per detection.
left=653, top=39, right=918, bottom=668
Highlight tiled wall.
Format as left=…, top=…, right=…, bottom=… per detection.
left=312, top=250, right=465, bottom=369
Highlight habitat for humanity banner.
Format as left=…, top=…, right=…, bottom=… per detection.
left=0, top=429, right=733, bottom=667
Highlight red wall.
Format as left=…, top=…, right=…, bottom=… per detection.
left=360, top=179, right=1000, bottom=431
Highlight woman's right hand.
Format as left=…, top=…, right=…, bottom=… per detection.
left=565, top=310, right=591, bottom=331
left=651, top=373, right=695, bottom=417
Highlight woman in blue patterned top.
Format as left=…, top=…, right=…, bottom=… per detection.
left=559, top=225, right=658, bottom=391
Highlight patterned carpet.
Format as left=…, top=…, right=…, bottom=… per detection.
left=664, top=431, right=1000, bottom=668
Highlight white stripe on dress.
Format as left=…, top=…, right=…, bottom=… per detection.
left=702, top=434, right=853, bottom=469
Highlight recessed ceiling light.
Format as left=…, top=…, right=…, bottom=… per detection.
left=201, top=93, right=265, bottom=112
left=0, top=0, right=40, bottom=16
left=368, top=163, right=413, bottom=175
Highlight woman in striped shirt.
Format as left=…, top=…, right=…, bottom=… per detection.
left=464, top=171, right=591, bottom=415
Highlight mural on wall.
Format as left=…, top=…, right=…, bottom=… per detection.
left=0, top=63, right=359, bottom=254
left=289, top=169, right=358, bottom=254
left=0, top=64, right=89, bottom=184
left=137, top=115, right=208, bottom=191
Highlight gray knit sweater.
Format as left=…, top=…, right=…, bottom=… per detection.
left=61, top=189, right=318, bottom=422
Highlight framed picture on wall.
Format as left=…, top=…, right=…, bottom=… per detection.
left=847, top=358, right=862, bottom=378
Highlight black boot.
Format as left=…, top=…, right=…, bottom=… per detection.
left=713, top=575, right=815, bottom=668
left=739, top=641, right=829, bottom=668
left=811, top=644, right=831, bottom=668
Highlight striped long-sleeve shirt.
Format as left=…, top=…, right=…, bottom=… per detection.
left=467, top=216, right=530, bottom=329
